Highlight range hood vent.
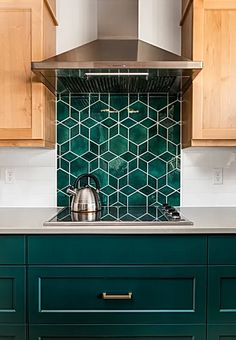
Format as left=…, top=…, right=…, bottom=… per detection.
left=32, top=0, right=202, bottom=96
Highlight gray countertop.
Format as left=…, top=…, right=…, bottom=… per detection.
left=0, top=207, right=235, bottom=234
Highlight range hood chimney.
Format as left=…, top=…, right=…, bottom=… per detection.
left=32, top=0, right=202, bottom=96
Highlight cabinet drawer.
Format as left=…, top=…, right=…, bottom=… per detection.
left=209, top=236, right=236, bottom=264
left=0, top=236, right=25, bottom=264
left=28, top=266, right=206, bottom=324
left=29, top=324, right=206, bottom=340
left=0, top=325, right=26, bottom=340
left=28, top=235, right=207, bottom=265
left=208, top=265, right=236, bottom=323
left=0, top=267, right=25, bottom=323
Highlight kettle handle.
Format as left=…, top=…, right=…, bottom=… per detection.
left=74, top=174, right=100, bottom=193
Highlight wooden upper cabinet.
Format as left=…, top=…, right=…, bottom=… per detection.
left=0, top=0, right=57, bottom=148
left=181, top=0, right=236, bottom=147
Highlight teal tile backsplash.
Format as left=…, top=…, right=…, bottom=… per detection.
left=57, top=94, right=181, bottom=207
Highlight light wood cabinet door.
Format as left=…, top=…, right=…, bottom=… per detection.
left=181, top=0, right=236, bottom=147
left=0, top=0, right=56, bottom=148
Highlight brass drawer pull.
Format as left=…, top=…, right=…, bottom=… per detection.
left=102, top=292, right=132, bottom=300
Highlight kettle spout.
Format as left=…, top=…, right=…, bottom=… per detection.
left=66, top=186, right=76, bottom=196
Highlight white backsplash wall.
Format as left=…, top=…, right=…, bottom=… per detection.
left=0, top=149, right=56, bottom=207
left=182, top=148, right=236, bottom=206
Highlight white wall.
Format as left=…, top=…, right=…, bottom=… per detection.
left=56, top=0, right=97, bottom=54
left=139, top=0, right=181, bottom=55
left=182, top=148, right=236, bottom=207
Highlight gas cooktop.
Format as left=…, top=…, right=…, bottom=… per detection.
left=44, top=205, right=193, bottom=226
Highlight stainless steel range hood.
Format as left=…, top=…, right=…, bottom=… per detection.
left=32, top=0, right=202, bottom=96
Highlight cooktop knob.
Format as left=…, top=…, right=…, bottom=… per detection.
left=171, top=212, right=181, bottom=219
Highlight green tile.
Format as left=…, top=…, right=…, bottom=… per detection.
left=129, top=101, right=147, bottom=122
left=82, top=152, right=97, bottom=162
left=168, top=170, right=180, bottom=190
left=71, top=135, right=88, bottom=156
left=57, top=169, right=69, bottom=190
left=80, top=125, right=89, bottom=139
left=101, top=152, right=116, bottom=162
left=141, top=118, right=156, bottom=128
left=149, top=158, right=166, bottom=178
left=57, top=190, right=69, bottom=207
left=129, top=169, right=147, bottom=189
left=149, top=96, right=167, bottom=111
left=121, top=152, right=136, bottom=162
left=62, top=152, right=77, bottom=162
left=57, top=93, right=180, bottom=207
left=149, top=136, right=167, bottom=156
left=90, top=141, right=99, bottom=155
left=90, top=101, right=109, bottom=122
left=130, top=125, right=147, bottom=145
left=57, top=101, right=69, bottom=121
left=80, top=107, right=89, bottom=121
left=70, top=157, right=89, bottom=177
left=90, top=125, right=108, bottom=143
left=121, top=118, right=136, bottom=128
left=128, top=192, right=146, bottom=206
left=57, top=124, right=69, bottom=144
left=120, top=186, right=136, bottom=196
left=168, top=124, right=180, bottom=143
left=91, top=169, right=108, bottom=189
left=110, top=135, right=128, bottom=156
left=82, top=118, right=97, bottom=128
left=109, top=158, right=128, bottom=178
left=120, top=125, right=128, bottom=138
left=102, top=118, right=116, bottom=128
left=110, top=95, right=128, bottom=111
left=63, top=118, right=78, bottom=128
left=168, top=191, right=180, bottom=206
left=140, top=186, right=154, bottom=196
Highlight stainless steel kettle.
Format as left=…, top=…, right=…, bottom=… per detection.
left=66, top=174, right=101, bottom=213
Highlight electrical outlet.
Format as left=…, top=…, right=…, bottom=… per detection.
left=5, top=168, right=16, bottom=184
left=213, top=168, right=223, bottom=185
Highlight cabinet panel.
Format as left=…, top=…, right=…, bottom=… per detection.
left=208, top=236, right=236, bottom=264
left=28, top=235, right=207, bottom=265
left=0, top=0, right=56, bottom=148
left=0, top=236, right=25, bottom=265
left=28, top=266, right=206, bottom=325
left=0, top=326, right=26, bottom=340
left=0, top=267, right=25, bottom=323
left=29, top=324, right=206, bottom=340
left=208, top=266, right=236, bottom=323
left=208, top=324, right=236, bottom=339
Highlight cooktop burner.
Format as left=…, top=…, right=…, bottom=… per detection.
left=45, top=205, right=193, bottom=226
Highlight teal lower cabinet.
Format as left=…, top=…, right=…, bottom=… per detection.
left=208, top=266, right=236, bottom=323
left=0, top=325, right=26, bottom=340
left=208, top=325, right=236, bottom=339
left=29, top=325, right=206, bottom=340
left=28, top=266, right=206, bottom=325
left=0, top=267, right=25, bottom=323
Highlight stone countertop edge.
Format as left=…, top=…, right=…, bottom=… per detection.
left=0, top=207, right=235, bottom=234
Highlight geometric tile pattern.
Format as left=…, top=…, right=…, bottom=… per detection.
left=57, top=93, right=181, bottom=207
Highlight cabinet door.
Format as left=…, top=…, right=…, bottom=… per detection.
left=0, top=0, right=56, bottom=147
left=0, top=267, right=25, bottom=323
left=208, top=325, right=236, bottom=339
left=192, top=0, right=236, bottom=141
left=0, top=326, right=26, bottom=340
left=28, top=266, right=206, bottom=325
left=208, top=266, right=236, bottom=323
left=29, top=324, right=206, bottom=340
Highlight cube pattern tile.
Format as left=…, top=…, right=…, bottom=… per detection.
left=57, top=94, right=181, bottom=207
